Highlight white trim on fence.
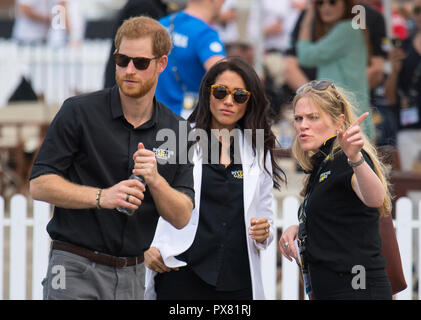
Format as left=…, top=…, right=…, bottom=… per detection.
left=0, top=39, right=111, bottom=108
left=0, top=194, right=419, bottom=300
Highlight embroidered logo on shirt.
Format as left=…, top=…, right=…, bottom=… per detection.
left=153, top=148, right=175, bottom=161
left=231, top=170, right=243, bottom=179
left=319, top=170, right=331, bottom=182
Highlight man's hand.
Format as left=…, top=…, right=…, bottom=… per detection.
left=100, top=179, right=145, bottom=211
left=132, top=143, right=160, bottom=188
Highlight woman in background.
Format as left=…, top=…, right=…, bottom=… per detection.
left=296, top=0, right=375, bottom=140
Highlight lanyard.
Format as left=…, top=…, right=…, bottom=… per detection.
left=168, top=13, right=189, bottom=94
left=298, top=157, right=328, bottom=241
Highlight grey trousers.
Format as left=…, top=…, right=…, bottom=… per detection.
left=42, top=249, right=145, bottom=300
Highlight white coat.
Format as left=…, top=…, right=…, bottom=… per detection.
left=144, top=130, right=275, bottom=299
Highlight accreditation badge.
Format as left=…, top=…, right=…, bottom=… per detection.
left=400, top=106, right=420, bottom=126
left=181, top=92, right=198, bottom=119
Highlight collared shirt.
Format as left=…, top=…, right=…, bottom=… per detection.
left=179, top=136, right=251, bottom=291
left=304, top=138, right=385, bottom=273
left=30, top=85, right=194, bottom=257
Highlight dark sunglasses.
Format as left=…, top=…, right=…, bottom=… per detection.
left=114, top=53, right=160, bottom=70
left=316, top=0, right=338, bottom=8
left=296, top=80, right=335, bottom=94
left=211, top=84, right=251, bottom=104
left=414, top=6, right=421, bottom=15
left=296, top=80, right=344, bottom=109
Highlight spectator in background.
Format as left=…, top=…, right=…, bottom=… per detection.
left=47, top=0, right=85, bottom=47
left=248, top=0, right=289, bottom=54
left=357, top=1, right=394, bottom=146
left=391, top=0, right=409, bottom=41
left=155, top=0, right=226, bottom=118
left=213, top=0, right=238, bottom=45
left=12, top=0, right=51, bottom=44
left=103, top=0, right=179, bottom=89
left=284, top=1, right=388, bottom=102
left=295, top=0, right=375, bottom=140
left=385, top=0, right=421, bottom=171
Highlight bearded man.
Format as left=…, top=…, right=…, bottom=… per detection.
left=29, top=16, right=194, bottom=300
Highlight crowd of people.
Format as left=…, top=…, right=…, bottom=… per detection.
left=5, top=0, right=419, bottom=300
left=9, top=0, right=421, bottom=170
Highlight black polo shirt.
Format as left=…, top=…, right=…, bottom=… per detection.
left=304, top=138, right=385, bottom=273
left=30, top=86, right=194, bottom=257
left=396, top=36, right=421, bottom=130
left=179, top=136, right=251, bottom=291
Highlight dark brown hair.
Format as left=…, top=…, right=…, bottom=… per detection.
left=314, top=0, right=371, bottom=63
left=188, top=57, right=286, bottom=189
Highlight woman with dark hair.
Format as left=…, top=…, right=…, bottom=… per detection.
left=143, top=56, right=286, bottom=300
left=297, top=0, right=375, bottom=140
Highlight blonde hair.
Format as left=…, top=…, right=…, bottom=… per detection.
left=292, top=84, right=392, bottom=217
left=114, top=16, right=172, bottom=57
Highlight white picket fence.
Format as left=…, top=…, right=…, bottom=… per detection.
left=0, top=194, right=419, bottom=300
left=0, top=39, right=112, bottom=108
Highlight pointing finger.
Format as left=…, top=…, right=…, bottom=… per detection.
left=352, top=112, right=369, bottom=127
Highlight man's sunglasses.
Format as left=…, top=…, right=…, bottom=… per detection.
left=316, top=0, right=338, bottom=8
left=414, top=6, right=421, bottom=15
left=211, top=84, right=251, bottom=104
left=114, top=53, right=160, bottom=70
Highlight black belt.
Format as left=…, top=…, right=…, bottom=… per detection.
left=52, top=241, right=144, bottom=268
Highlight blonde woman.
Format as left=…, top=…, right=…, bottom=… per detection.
left=280, top=80, right=392, bottom=300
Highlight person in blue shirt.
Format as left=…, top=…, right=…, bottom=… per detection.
left=156, top=0, right=226, bottom=117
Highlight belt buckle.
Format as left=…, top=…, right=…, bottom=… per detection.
left=116, top=257, right=128, bottom=268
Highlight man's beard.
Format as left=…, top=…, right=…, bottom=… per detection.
left=116, top=70, right=158, bottom=99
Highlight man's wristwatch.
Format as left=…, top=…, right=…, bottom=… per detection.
left=347, top=155, right=365, bottom=168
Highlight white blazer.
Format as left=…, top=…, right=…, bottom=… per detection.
left=144, top=130, right=275, bottom=299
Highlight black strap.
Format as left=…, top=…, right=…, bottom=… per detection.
left=169, top=13, right=188, bottom=94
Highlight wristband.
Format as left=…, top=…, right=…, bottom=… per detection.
left=347, top=155, right=365, bottom=168
left=96, top=189, right=102, bottom=209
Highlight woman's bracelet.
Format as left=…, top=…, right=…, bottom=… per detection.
left=347, top=156, right=365, bottom=168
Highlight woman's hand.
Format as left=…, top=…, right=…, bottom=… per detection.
left=279, top=225, right=299, bottom=263
left=337, top=112, right=368, bottom=163
left=249, top=218, right=271, bottom=243
left=303, top=0, right=316, bottom=24
left=144, top=247, right=177, bottom=274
